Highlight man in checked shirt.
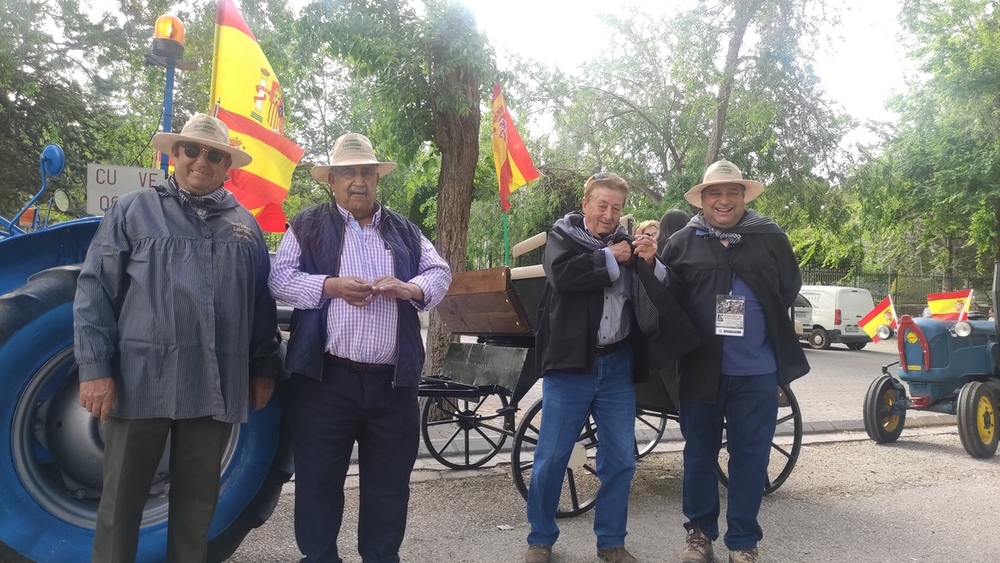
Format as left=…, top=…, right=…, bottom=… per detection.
left=269, top=132, right=451, bottom=563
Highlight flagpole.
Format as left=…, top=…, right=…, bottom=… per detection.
left=961, top=289, right=973, bottom=321
left=503, top=212, right=510, bottom=266
left=209, top=0, right=223, bottom=109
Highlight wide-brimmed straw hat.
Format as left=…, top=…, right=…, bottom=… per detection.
left=151, top=112, right=252, bottom=169
left=684, top=159, right=765, bottom=208
left=311, top=132, right=397, bottom=182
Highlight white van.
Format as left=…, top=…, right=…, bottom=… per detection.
left=799, top=285, right=875, bottom=350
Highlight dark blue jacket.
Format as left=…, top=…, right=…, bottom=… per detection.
left=284, top=203, right=424, bottom=387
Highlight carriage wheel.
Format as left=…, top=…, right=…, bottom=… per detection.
left=511, top=399, right=600, bottom=518
left=717, top=383, right=802, bottom=495
left=957, top=381, right=999, bottom=459
left=634, top=407, right=668, bottom=459
left=421, top=392, right=511, bottom=470
left=863, top=375, right=906, bottom=444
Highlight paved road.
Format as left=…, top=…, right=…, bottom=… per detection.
left=227, top=337, right=975, bottom=562
left=229, top=427, right=995, bottom=562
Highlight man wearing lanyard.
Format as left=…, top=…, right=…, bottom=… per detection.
left=269, top=132, right=451, bottom=563
left=661, top=160, right=809, bottom=563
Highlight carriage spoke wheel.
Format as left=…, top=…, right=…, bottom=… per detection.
left=717, top=383, right=802, bottom=495
left=421, top=393, right=511, bottom=470
left=511, top=399, right=600, bottom=518
left=634, top=408, right=668, bottom=459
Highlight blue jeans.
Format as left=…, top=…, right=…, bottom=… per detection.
left=526, top=344, right=637, bottom=549
left=679, top=372, right=777, bottom=551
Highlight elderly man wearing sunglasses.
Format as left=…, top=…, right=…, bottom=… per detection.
left=73, top=112, right=282, bottom=562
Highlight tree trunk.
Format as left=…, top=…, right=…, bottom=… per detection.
left=421, top=74, right=481, bottom=378
left=704, top=0, right=765, bottom=168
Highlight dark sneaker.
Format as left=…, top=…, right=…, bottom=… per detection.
left=598, top=546, right=638, bottom=563
left=680, top=526, right=714, bottom=563
left=728, top=548, right=759, bottom=563
left=525, top=544, right=552, bottom=563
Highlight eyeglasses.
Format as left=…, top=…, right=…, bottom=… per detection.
left=588, top=172, right=612, bottom=182
left=178, top=143, right=230, bottom=165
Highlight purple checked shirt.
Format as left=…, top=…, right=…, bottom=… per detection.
left=268, top=204, right=451, bottom=365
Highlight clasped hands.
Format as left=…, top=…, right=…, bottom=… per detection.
left=325, top=275, right=422, bottom=307
left=609, top=235, right=657, bottom=266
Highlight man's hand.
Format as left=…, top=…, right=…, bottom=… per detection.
left=371, top=276, right=423, bottom=302
left=608, top=240, right=634, bottom=264
left=324, top=276, right=373, bottom=306
left=633, top=234, right=658, bottom=266
left=79, top=377, right=116, bottom=421
left=250, top=376, right=275, bottom=411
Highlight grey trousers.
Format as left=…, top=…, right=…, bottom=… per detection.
left=91, top=416, right=231, bottom=563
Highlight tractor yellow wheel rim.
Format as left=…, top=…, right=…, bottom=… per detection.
left=977, top=395, right=996, bottom=444
left=882, top=389, right=901, bottom=432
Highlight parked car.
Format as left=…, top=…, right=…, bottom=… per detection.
left=800, top=285, right=875, bottom=350
left=790, top=293, right=814, bottom=338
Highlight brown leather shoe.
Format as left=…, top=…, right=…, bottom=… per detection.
left=598, top=546, right=638, bottom=563
left=727, top=548, right=758, bottom=563
left=680, top=526, right=714, bottom=563
left=524, top=544, right=552, bottom=563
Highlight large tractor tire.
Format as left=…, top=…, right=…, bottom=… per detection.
left=956, top=380, right=999, bottom=459
left=863, top=375, right=906, bottom=444
left=0, top=266, right=292, bottom=562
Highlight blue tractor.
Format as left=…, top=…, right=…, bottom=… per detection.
left=863, top=277, right=1000, bottom=458
left=0, top=146, right=292, bottom=562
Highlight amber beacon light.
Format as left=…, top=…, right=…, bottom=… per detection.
left=151, top=15, right=185, bottom=59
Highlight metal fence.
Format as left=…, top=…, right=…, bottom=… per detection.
left=801, top=267, right=995, bottom=316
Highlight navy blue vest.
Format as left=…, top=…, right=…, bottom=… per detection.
left=284, top=203, right=424, bottom=386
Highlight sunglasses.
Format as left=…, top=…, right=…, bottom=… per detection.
left=586, top=171, right=619, bottom=183
left=178, top=143, right=230, bottom=165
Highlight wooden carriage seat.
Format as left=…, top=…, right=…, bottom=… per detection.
left=437, top=232, right=549, bottom=336
left=437, top=267, right=533, bottom=335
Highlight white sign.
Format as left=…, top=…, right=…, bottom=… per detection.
left=86, top=164, right=165, bottom=215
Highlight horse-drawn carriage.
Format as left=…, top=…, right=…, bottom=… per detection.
left=419, top=236, right=804, bottom=517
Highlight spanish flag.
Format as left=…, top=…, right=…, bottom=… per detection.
left=927, top=289, right=973, bottom=320
left=492, top=83, right=540, bottom=213
left=210, top=0, right=304, bottom=232
left=859, top=296, right=897, bottom=343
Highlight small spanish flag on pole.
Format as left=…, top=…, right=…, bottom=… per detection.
left=860, top=296, right=897, bottom=343
left=927, top=289, right=973, bottom=321
left=492, top=83, right=540, bottom=265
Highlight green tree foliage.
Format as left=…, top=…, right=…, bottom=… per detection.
left=298, top=0, right=493, bottom=372
left=0, top=1, right=127, bottom=216
left=849, top=0, right=1000, bottom=278
left=504, top=1, right=851, bottom=267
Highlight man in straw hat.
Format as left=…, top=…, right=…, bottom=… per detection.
left=74, top=112, right=282, bottom=561
left=660, top=160, right=809, bottom=563
left=269, top=132, right=451, bottom=563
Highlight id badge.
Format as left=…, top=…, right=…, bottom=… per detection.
left=715, top=294, right=745, bottom=336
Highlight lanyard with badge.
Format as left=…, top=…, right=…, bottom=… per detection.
left=715, top=272, right=745, bottom=336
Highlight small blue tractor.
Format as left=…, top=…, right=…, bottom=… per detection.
left=0, top=146, right=292, bottom=562
left=863, top=276, right=1000, bottom=458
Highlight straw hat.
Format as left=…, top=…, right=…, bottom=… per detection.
left=684, top=159, right=765, bottom=208
left=311, top=132, right=397, bottom=182
left=151, top=112, right=252, bottom=169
